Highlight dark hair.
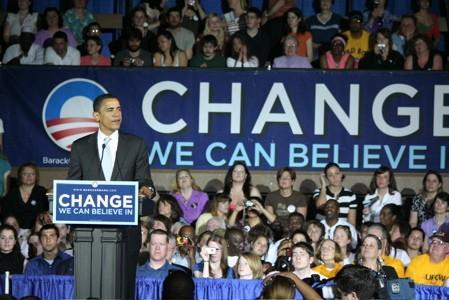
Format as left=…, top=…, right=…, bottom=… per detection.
left=288, top=212, right=305, bottom=225
left=157, top=194, right=183, bottom=223
left=223, top=160, right=252, bottom=199
left=433, top=191, right=449, bottom=209
left=411, top=33, right=433, bottom=53
left=93, top=93, right=119, bottom=112
left=369, top=27, right=393, bottom=51
left=39, top=224, right=60, bottom=239
left=162, top=270, right=194, bottom=299
left=380, top=203, right=402, bottom=223
left=201, top=34, right=218, bottom=48
left=156, top=30, right=179, bottom=62
left=262, top=276, right=296, bottom=300
left=411, top=0, right=432, bottom=12
left=289, top=229, right=311, bottom=243
left=292, top=241, right=314, bottom=258
left=400, top=14, right=417, bottom=27
left=324, top=162, right=346, bottom=181
left=421, top=170, right=443, bottom=195
left=284, top=7, right=307, bottom=34
left=17, top=162, right=39, bottom=185
left=128, top=27, right=143, bottom=42
left=276, top=167, right=296, bottom=183
left=248, top=224, right=273, bottom=243
left=42, top=7, right=63, bottom=29
left=153, top=214, right=173, bottom=232
left=53, top=30, right=68, bottom=42
left=149, top=229, right=169, bottom=243
left=83, top=21, right=102, bottom=39
left=366, top=0, right=389, bottom=11
left=348, top=10, right=363, bottom=21
left=246, top=7, right=262, bottom=19
left=85, top=36, right=103, bottom=52
left=369, top=166, right=397, bottom=195
left=0, top=224, right=20, bottom=253
left=313, top=0, right=335, bottom=13
left=335, top=265, right=378, bottom=299
left=167, top=6, right=182, bottom=17
left=229, top=32, right=253, bottom=60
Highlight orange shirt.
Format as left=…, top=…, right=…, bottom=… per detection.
left=288, top=32, right=312, bottom=58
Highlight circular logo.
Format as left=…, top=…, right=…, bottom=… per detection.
left=287, top=205, right=296, bottom=213
left=31, top=200, right=36, bottom=206
left=42, top=78, right=108, bottom=151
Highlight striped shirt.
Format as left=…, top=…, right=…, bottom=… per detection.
left=313, top=187, right=357, bottom=221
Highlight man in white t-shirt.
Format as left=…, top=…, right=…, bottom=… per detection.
left=44, top=31, right=80, bottom=65
left=2, top=30, right=43, bottom=65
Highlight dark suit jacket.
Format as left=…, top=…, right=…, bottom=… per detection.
left=67, top=131, right=154, bottom=190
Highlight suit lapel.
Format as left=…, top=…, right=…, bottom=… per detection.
left=112, top=132, right=125, bottom=181
left=89, top=132, right=105, bottom=180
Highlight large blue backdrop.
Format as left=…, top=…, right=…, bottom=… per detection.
left=1, top=66, right=448, bottom=171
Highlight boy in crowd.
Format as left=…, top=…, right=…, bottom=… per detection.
left=189, top=35, right=226, bottom=68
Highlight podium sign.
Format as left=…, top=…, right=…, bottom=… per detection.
left=53, top=180, right=139, bottom=225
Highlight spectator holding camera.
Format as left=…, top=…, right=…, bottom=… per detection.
left=359, top=28, right=404, bottom=70
left=228, top=196, right=276, bottom=230
left=113, top=28, right=153, bottom=67
left=194, top=234, right=235, bottom=278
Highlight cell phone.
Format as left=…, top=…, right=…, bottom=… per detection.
left=205, top=247, right=216, bottom=255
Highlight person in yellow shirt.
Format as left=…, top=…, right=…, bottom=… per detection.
left=312, top=239, right=343, bottom=278
left=406, top=232, right=449, bottom=286
left=343, top=11, right=370, bottom=64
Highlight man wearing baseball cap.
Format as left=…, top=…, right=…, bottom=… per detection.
left=406, top=231, right=449, bottom=286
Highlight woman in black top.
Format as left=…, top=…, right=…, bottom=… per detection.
left=1, top=162, right=49, bottom=229
left=0, top=224, right=25, bottom=274
left=404, top=33, right=443, bottom=70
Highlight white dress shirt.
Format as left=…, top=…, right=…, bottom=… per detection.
left=2, top=43, right=43, bottom=65
left=97, top=130, right=118, bottom=173
left=44, top=45, right=80, bottom=65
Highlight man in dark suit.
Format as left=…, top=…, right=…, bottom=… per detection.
left=68, top=93, right=155, bottom=299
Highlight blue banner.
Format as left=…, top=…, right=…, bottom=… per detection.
left=53, top=180, right=138, bottom=225
left=1, top=66, right=448, bottom=171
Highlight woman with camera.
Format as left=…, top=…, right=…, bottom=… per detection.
left=193, top=234, right=235, bottom=278
left=359, top=28, right=404, bottom=70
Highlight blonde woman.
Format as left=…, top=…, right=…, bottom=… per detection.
left=202, top=13, right=228, bottom=54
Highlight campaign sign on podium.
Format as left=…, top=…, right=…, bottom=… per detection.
left=53, top=180, right=139, bottom=225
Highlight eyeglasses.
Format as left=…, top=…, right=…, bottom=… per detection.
left=430, top=239, right=447, bottom=246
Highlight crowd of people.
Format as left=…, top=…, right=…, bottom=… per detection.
left=0, top=156, right=448, bottom=298
left=0, top=0, right=448, bottom=70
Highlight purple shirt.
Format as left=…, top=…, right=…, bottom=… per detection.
left=35, top=29, right=77, bottom=48
left=273, top=55, right=312, bottom=69
left=171, top=190, right=209, bottom=224
left=421, top=216, right=449, bottom=238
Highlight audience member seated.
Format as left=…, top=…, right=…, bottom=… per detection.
left=44, top=31, right=81, bottom=65
left=305, top=220, right=325, bottom=252
left=55, top=223, right=73, bottom=256
left=406, top=231, right=449, bottom=286
left=0, top=151, right=11, bottom=197
left=367, top=223, right=406, bottom=276
left=162, top=269, right=194, bottom=300
left=24, top=224, right=74, bottom=275
left=27, top=232, right=42, bottom=259
left=190, top=35, right=226, bottom=67
left=0, top=224, right=25, bottom=274
left=2, top=29, right=43, bottom=65
left=334, top=265, right=378, bottom=300
left=153, top=30, right=188, bottom=67
left=379, top=203, right=402, bottom=233
left=272, top=35, right=312, bottom=68
left=290, top=241, right=333, bottom=298
left=284, top=8, right=312, bottom=62
left=155, top=194, right=186, bottom=230
left=357, top=234, right=398, bottom=298
left=363, top=166, right=402, bottom=223
left=237, top=7, right=270, bottom=67
left=80, top=36, right=111, bottom=66
left=2, top=0, right=38, bottom=45
left=170, top=169, right=209, bottom=224
left=404, top=33, right=443, bottom=70
left=361, top=28, right=404, bottom=69
left=199, top=14, right=228, bottom=55
left=390, top=221, right=411, bottom=252
left=3, top=215, right=28, bottom=258
left=392, top=14, right=418, bottom=57
left=224, top=227, right=244, bottom=267
left=226, top=32, right=258, bottom=67
left=77, top=22, right=103, bottom=56
left=35, top=7, right=77, bottom=49
left=312, top=239, right=343, bottom=278
left=166, top=7, right=195, bottom=60
left=321, top=200, right=358, bottom=249
left=313, top=162, right=357, bottom=225
left=137, top=229, right=183, bottom=278
left=130, top=7, right=157, bottom=53
left=265, top=167, right=307, bottom=233
left=171, top=225, right=196, bottom=268
left=413, top=0, right=440, bottom=47
left=343, top=11, right=370, bottom=66
left=152, top=214, right=173, bottom=233
left=249, top=234, right=269, bottom=262
left=223, top=0, right=247, bottom=35
left=194, top=234, right=235, bottom=278
left=263, top=271, right=322, bottom=299
left=406, top=227, right=425, bottom=260
left=306, top=0, right=342, bottom=60
left=178, top=0, right=207, bottom=37
left=195, top=194, right=230, bottom=235
left=320, top=34, right=354, bottom=69
left=363, top=0, right=397, bottom=34
left=113, top=28, right=153, bottom=67
left=421, top=192, right=449, bottom=240
left=410, top=170, right=443, bottom=228
left=333, top=225, right=356, bottom=265
left=63, top=0, right=96, bottom=46
left=1, top=162, right=48, bottom=230
left=228, top=196, right=276, bottom=230
left=222, top=161, right=261, bottom=212
left=236, top=252, right=263, bottom=279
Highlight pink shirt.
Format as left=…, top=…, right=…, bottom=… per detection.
left=80, top=55, right=111, bottom=66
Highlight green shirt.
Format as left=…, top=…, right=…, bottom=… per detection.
left=189, top=55, right=226, bottom=68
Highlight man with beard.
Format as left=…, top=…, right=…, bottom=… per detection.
left=113, top=28, right=152, bottom=67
